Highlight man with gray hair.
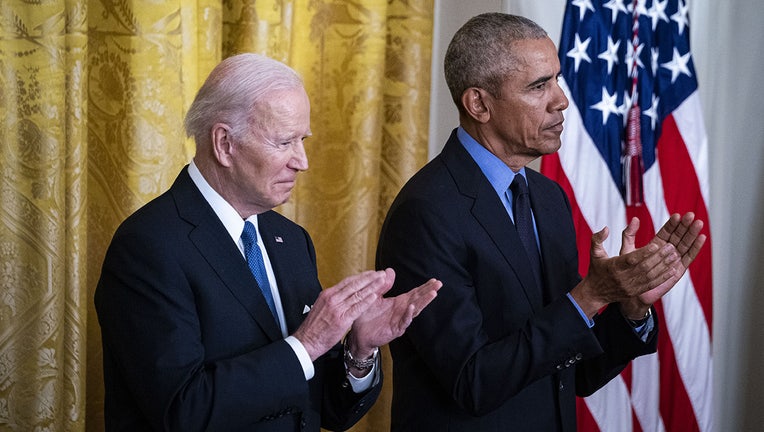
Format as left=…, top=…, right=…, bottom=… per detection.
left=377, top=13, right=705, bottom=431
left=95, top=53, right=441, bottom=431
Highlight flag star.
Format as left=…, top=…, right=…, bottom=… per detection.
left=672, top=0, right=690, bottom=35
left=643, top=93, right=660, bottom=130
left=572, top=0, right=595, bottom=21
left=651, top=47, right=660, bottom=76
left=661, top=47, right=692, bottom=83
left=619, top=91, right=634, bottom=127
left=598, top=36, right=621, bottom=74
left=567, top=33, right=592, bottom=72
left=628, top=0, right=648, bottom=16
left=590, top=87, right=620, bottom=125
left=603, top=0, right=628, bottom=24
left=647, top=0, right=670, bottom=31
left=626, top=41, right=645, bottom=77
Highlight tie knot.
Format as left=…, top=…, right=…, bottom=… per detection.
left=510, top=173, right=528, bottom=197
left=241, top=221, right=258, bottom=249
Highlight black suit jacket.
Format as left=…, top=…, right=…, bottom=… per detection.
left=376, top=131, right=657, bottom=431
left=95, top=167, right=380, bottom=431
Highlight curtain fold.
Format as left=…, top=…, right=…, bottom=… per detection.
left=0, top=1, right=432, bottom=430
left=0, top=3, right=89, bottom=430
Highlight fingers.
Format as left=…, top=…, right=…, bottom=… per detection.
left=389, top=304, right=418, bottom=338
left=294, top=270, right=390, bottom=360
left=655, top=212, right=706, bottom=266
left=674, top=217, right=704, bottom=255
left=655, top=213, right=682, bottom=243
left=390, top=279, right=441, bottom=339
left=681, top=232, right=707, bottom=268
left=605, top=241, right=678, bottom=301
left=664, top=212, right=694, bottom=249
left=331, top=270, right=388, bottom=306
left=640, top=244, right=681, bottom=289
left=619, top=217, right=640, bottom=255
left=406, top=279, right=442, bottom=318
left=590, top=226, right=611, bottom=259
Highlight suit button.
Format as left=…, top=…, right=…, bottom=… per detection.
left=559, top=382, right=564, bottom=391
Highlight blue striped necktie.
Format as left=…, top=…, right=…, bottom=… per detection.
left=241, top=221, right=278, bottom=321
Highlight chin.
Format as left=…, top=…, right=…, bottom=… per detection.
left=543, top=140, right=562, bottom=154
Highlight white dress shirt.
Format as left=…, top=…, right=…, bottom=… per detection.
left=187, top=161, right=375, bottom=390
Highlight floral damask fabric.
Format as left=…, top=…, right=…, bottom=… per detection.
left=0, top=1, right=432, bottom=431
left=0, top=3, right=89, bottom=431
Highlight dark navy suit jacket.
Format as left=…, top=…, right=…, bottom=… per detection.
left=376, top=130, right=656, bottom=431
left=96, top=167, right=380, bottom=431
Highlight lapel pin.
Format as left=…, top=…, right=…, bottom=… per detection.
left=275, top=236, right=283, bottom=243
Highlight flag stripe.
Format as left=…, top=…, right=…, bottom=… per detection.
left=545, top=1, right=713, bottom=431
left=557, top=79, right=626, bottom=258
left=539, top=151, right=593, bottom=277
left=655, top=302, right=702, bottom=432
left=631, top=353, right=665, bottom=432
left=657, top=111, right=713, bottom=326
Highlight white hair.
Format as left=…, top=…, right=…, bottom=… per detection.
left=184, top=53, right=304, bottom=143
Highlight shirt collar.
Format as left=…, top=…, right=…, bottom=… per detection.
left=188, top=160, right=258, bottom=246
left=457, top=126, right=526, bottom=196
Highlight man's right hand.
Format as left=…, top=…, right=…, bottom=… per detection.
left=569, top=212, right=705, bottom=318
left=292, top=269, right=393, bottom=361
left=618, top=213, right=706, bottom=319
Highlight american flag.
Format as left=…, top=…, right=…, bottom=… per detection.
left=540, top=0, right=713, bottom=431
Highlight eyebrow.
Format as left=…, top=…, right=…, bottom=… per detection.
left=527, top=72, right=561, bottom=89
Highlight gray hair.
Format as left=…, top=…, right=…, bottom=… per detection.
left=444, top=13, right=548, bottom=109
left=184, top=53, right=304, bottom=143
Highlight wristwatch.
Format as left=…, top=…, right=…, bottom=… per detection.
left=343, top=336, right=378, bottom=370
left=626, top=307, right=652, bottom=327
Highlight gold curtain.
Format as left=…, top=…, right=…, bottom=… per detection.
left=0, top=1, right=433, bottom=431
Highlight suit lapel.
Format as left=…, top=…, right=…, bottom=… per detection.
left=258, top=212, right=318, bottom=334
left=440, top=133, right=545, bottom=310
left=171, top=167, right=282, bottom=341
left=526, top=169, right=577, bottom=303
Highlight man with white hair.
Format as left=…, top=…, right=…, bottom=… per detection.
left=95, top=53, right=441, bottom=431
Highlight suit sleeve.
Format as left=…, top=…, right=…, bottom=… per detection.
left=377, top=190, right=653, bottom=416
left=96, top=225, right=312, bottom=431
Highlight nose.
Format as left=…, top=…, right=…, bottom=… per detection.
left=551, top=80, right=569, bottom=112
left=289, top=141, right=309, bottom=171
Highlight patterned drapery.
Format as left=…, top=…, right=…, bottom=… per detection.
left=0, top=1, right=433, bottom=430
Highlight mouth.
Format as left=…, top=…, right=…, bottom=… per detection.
left=547, top=117, right=565, bottom=132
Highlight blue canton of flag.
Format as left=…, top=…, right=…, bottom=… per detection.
left=559, top=0, right=697, bottom=196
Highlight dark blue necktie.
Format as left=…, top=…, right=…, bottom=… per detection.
left=241, top=221, right=278, bottom=321
left=510, top=174, right=545, bottom=300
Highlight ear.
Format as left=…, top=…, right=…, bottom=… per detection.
left=211, top=123, right=234, bottom=167
left=460, top=88, right=491, bottom=124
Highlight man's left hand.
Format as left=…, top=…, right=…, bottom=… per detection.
left=349, top=271, right=442, bottom=358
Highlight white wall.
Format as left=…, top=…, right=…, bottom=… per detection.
left=429, top=1, right=764, bottom=430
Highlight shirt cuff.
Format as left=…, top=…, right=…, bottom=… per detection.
left=631, top=313, right=656, bottom=342
left=566, top=292, right=595, bottom=328
left=284, top=335, right=314, bottom=380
